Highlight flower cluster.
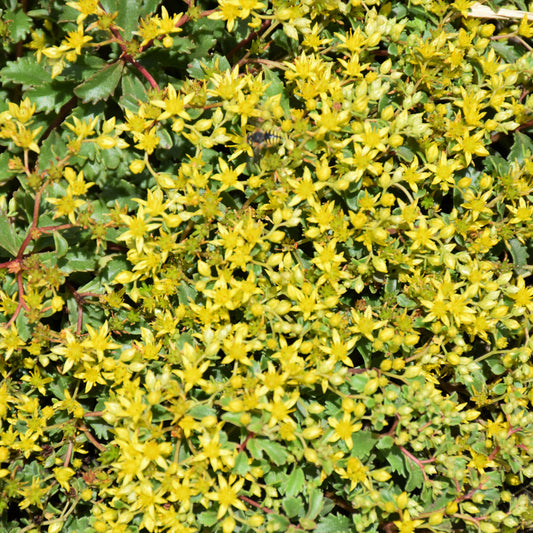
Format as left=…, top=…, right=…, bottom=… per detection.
left=1, top=1, right=533, bottom=532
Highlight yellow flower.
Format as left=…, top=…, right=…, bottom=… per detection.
left=194, top=430, right=235, bottom=471
left=426, top=150, right=462, bottom=192
left=349, top=306, right=385, bottom=341
left=118, top=206, right=161, bottom=254
left=393, top=510, right=426, bottom=533
left=451, top=129, right=489, bottom=165
left=63, top=24, right=93, bottom=55
left=207, top=474, right=247, bottom=518
left=208, top=0, right=243, bottom=32
left=0, top=324, right=26, bottom=359
left=53, top=466, right=76, bottom=491
left=405, top=218, right=439, bottom=251
left=461, top=190, right=493, bottom=221
left=343, top=456, right=369, bottom=490
left=320, top=328, right=356, bottom=367
left=328, top=412, right=362, bottom=450
left=263, top=390, right=299, bottom=427
left=52, top=328, right=94, bottom=373
left=508, top=197, right=533, bottom=224
left=152, top=84, right=193, bottom=121
left=311, top=239, right=345, bottom=272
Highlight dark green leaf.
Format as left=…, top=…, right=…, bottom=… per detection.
left=120, top=72, right=149, bottom=112
left=247, top=438, right=262, bottom=460
left=74, top=62, right=124, bottom=103
left=1, top=57, right=51, bottom=86
left=112, top=0, right=141, bottom=40
left=386, top=447, right=407, bottom=476
left=57, top=249, right=97, bottom=273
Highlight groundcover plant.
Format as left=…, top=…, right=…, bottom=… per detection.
left=2, top=0, right=533, bottom=531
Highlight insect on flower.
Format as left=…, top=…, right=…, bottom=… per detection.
left=246, top=129, right=282, bottom=147
left=246, top=128, right=282, bottom=162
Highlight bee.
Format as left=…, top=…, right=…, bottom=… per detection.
left=246, top=128, right=283, bottom=164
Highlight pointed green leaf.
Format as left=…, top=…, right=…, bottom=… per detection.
left=74, top=62, right=124, bottom=103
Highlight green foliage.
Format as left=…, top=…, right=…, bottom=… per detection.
left=2, top=0, right=533, bottom=532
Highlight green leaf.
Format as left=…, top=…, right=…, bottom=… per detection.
left=74, top=62, right=124, bottom=103
left=188, top=404, right=216, bottom=419
left=247, top=438, right=262, bottom=460
left=386, top=447, right=407, bottom=476
left=376, top=435, right=394, bottom=450
left=268, top=514, right=291, bottom=530
left=38, top=132, right=69, bottom=172
left=57, top=249, right=97, bottom=273
left=283, top=496, right=303, bottom=518
left=264, top=68, right=291, bottom=116
left=314, top=514, right=352, bottom=533
left=0, top=57, right=52, bottom=86
left=507, top=238, right=528, bottom=270
left=352, top=431, right=378, bottom=459
left=492, top=383, right=506, bottom=395
left=178, top=281, right=198, bottom=305
left=307, top=488, right=323, bottom=520
left=485, top=357, right=506, bottom=376
left=53, top=231, right=69, bottom=258
left=258, top=439, right=289, bottom=466
left=299, top=517, right=317, bottom=530
left=509, top=132, right=533, bottom=164
left=197, top=511, right=218, bottom=527
left=491, top=40, right=522, bottom=63
left=405, top=460, right=425, bottom=491
left=0, top=217, right=23, bottom=257
left=112, top=0, right=142, bottom=40
left=285, top=466, right=305, bottom=497
left=120, top=72, right=149, bottom=112
left=396, top=145, right=415, bottom=162
left=233, top=451, right=250, bottom=476
left=397, top=293, right=416, bottom=308
left=6, top=9, right=32, bottom=41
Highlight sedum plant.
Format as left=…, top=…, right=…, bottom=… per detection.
left=1, top=0, right=533, bottom=532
